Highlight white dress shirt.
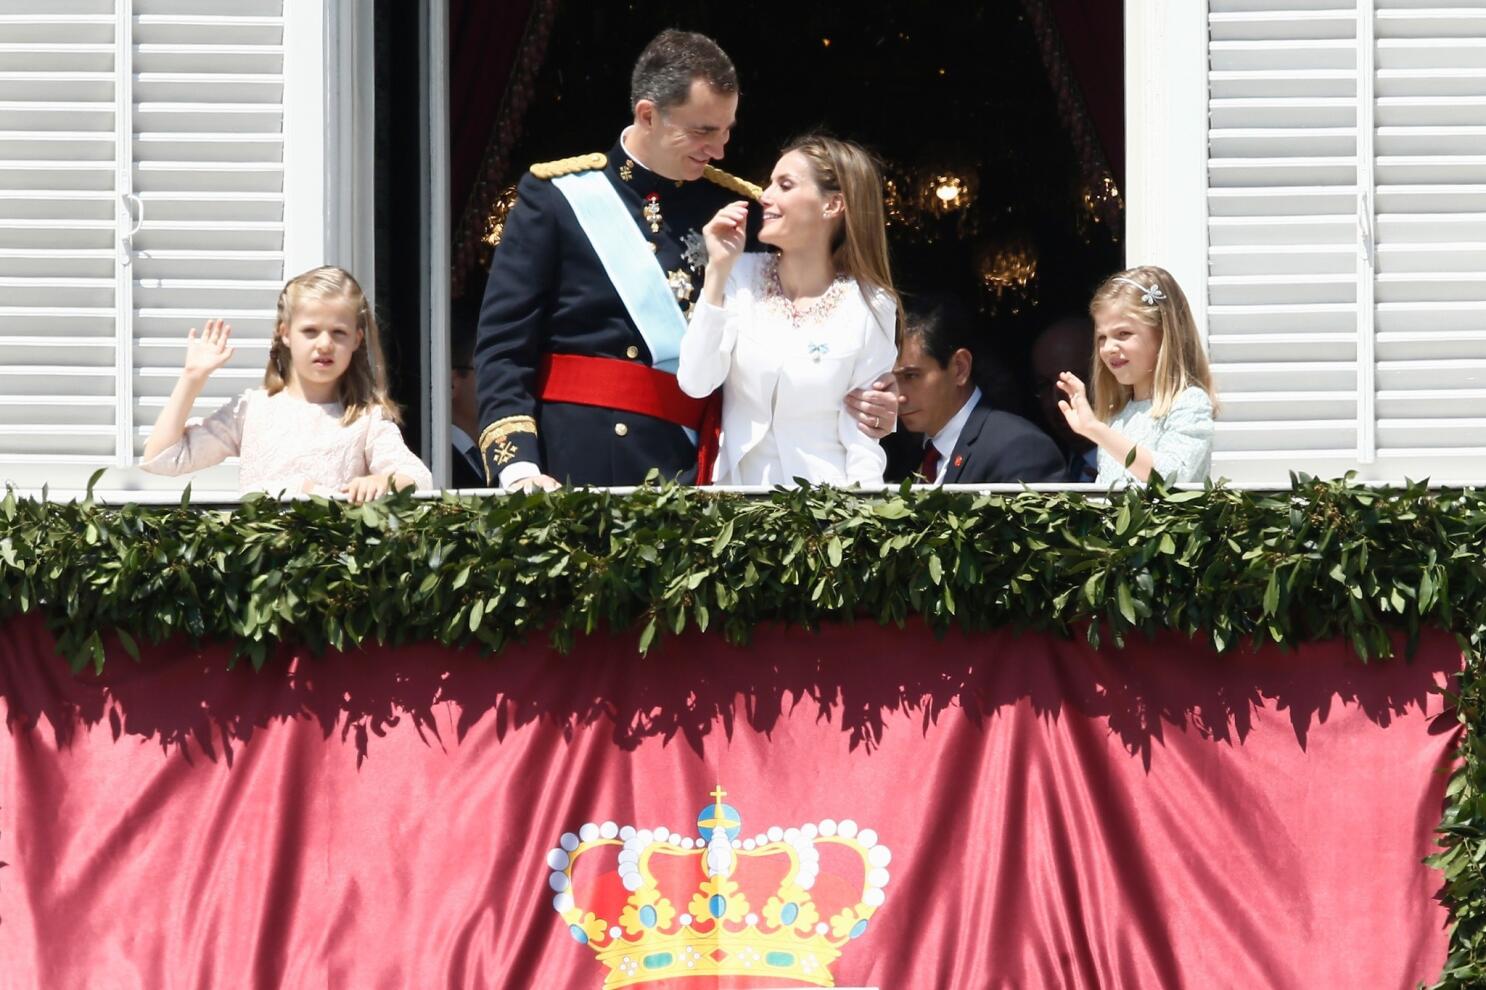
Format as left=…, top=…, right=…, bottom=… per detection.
left=924, top=387, right=982, bottom=485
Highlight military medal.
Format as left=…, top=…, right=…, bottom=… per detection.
left=681, top=229, right=707, bottom=273
left=667, top=268, right=694, bottom=302
left=643, top=192, right=661, bottom=233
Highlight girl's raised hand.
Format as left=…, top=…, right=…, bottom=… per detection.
left=703, top=200, right=749, bottom=268
left=1056, top=371, right=1099, bottom=439
left=182, top=318, right=234, bottom=382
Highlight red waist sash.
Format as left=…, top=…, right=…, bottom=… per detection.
left=537, top=353, right=721, bottom=484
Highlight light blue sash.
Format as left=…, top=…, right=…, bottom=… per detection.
left=551, top=170, right=688, bottom=374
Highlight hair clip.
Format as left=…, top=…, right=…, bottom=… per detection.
left=1113, top=276, right=1166, bottom=306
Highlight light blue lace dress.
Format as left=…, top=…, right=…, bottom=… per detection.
left=1095, top=385, right=1215, bottom=485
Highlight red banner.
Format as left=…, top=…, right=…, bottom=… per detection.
left=0, top=614, right=1457, bottom=987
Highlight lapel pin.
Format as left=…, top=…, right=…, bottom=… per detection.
left=953, top=455, right=964, bottom=467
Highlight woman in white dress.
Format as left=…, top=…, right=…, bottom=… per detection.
left=677, top=135, right=901, bottom=486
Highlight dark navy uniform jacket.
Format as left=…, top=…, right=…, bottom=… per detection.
left=474, top=138, right=761, bottom=486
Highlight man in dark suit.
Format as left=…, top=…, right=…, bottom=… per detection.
left=891, top=294, right=1065, bottom=485
left=449, top=311, right=486, bottom=488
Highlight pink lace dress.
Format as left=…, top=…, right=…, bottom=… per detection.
left=139, top=388, right=433, bottom=495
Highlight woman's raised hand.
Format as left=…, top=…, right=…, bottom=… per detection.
left=703, top=200, right=750, bottom=268
left=1055, top=371, right=1099, bottom=439
left=182, top=318, right=235, bottom=382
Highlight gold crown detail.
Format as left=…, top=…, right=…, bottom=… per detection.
left=547, top=786, right=891, bottom=988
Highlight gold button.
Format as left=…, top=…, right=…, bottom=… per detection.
left=614, top=422, right=629, bottom=437
left=625, top=345, right=640, bottom=359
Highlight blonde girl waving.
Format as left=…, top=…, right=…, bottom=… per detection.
left=1055, top=266, right=1217, bottom=485
left=141, top=266, right=432, bottom=500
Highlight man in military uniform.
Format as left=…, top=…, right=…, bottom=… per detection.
left=476, top=29, right=896, bottom=489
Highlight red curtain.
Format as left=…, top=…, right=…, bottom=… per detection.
left=449, top=0, right=537, bottom=223
left=0, top=615, right=1455, bottom=987
left=1047, top=0, right=1125, bottom=192
left=449, top=0, right=558, bottom=295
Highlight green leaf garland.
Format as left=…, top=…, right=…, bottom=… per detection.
left=3, top=474, right=1486, bottom=984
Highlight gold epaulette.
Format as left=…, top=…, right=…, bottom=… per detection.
left=529, top=153, right=607, bottom=180
left=702, top=164, right=763, bottom=200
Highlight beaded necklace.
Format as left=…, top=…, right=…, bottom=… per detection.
left=761, top=254, right=851, bottom=329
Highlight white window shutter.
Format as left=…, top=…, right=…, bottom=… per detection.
left=1206, top=2, right=1365, bottom=482
left=0, top=2, right=121, bottom=472
left=1372, top=1, right=1486, bottom=475
left=1207, top=1, right=1486, bottom=482
left=0, top=0, right=320, bottom=495
left=129, top=1, right=288, bottom=493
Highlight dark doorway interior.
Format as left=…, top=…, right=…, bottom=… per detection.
left=450, top=1, right=1124, bottom=429
left=375, top=0, right=428, bottom=455
left=377, top=1, right=1130, bottom=458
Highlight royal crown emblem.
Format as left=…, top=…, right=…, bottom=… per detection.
left=546, top=786, right=891, bottom=987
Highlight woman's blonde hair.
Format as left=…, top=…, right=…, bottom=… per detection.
left=1088, top=265, right=1217, bottom=421
left=266, top=266, right=401, bottom=424
left=782, top=134, right=904, bottom=343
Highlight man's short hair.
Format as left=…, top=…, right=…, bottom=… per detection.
left=903, top=292, right=978, bottom=368
left=630, top=29, right=738, bottom=114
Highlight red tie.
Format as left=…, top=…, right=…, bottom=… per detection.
left=920, top=442, right=942, bottom=482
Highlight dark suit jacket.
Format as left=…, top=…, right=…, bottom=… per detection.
left=943, top=395, right=1065, bottom=484
left=451, top=442, right=486, bottom=489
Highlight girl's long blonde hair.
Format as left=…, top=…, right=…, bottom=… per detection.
left=266, top=266, right=401, bottom=424
left=783, top=134, right=904, bottom=343
left=1088, top=265, right=1217, bottom=421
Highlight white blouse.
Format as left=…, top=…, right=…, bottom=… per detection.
left=677, top=253, right=898, bottom=486
left=1096, top=385, right=1215, bottom=485
left=139, top=388, right=433, bottom=495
